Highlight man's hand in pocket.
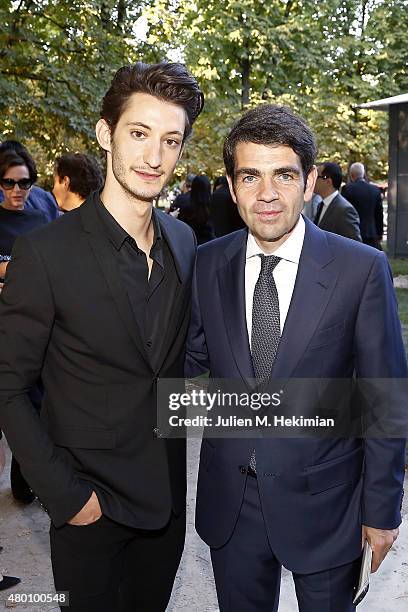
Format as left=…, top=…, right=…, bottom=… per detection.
left=68, top=491, right=102, bottom=526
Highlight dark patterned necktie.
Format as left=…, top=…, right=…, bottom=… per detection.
left=314, top=200, right=324, bottom=225
left=249, top=254, right=281, bottom=473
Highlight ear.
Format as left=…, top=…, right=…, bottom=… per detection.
left=304, top=166, right=317, bottom=201
left=62, top=176, right=70, bottom=191
left=226, top=174, right=238, bottom=204
left=96, top=119, right=112, bottom=153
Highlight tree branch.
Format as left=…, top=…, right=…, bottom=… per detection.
left=285, top=0, right=296, bottom=18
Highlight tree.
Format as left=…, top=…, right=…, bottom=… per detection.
left=1, top=0, right=407, bottom=182
left=140, top=0, right=407, bottom=179
left=141, top=0, right=325, bottom=177
left=0, top=1, right=147, bottom=178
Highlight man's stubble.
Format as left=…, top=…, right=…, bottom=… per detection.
left=111, top=141, right=162, bottom=204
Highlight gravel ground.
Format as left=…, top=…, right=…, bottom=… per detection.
left=1, top=436, right=407, bottom=612
left=1, top=322, right=408, bottom=612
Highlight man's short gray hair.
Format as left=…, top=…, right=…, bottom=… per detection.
left=350, top=162, right=365, bottom=180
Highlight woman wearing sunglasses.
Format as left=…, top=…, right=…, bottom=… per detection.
left=0, top=149, right=47, bottom=284
left=0, top=148, right=47, bottom=506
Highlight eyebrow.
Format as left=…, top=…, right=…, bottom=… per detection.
left=126, top=122, right=183, bottom=137
left=235, top=165, right=301, bottom=178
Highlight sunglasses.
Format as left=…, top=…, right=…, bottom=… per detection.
left=0, top=178, right=33, bottom=190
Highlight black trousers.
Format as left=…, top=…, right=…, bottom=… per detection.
left=211, top=474, right=361, bottom=612
left=50, top=511, right=185, bottom=612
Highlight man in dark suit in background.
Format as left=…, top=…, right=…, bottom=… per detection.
left=186, top=104, right=406, bottom=611
left=313, top=161, right=362, bottom=241
left=210, top=175, right=246, bottom=236
left=0, top=61, right=203, bottom=612
left=342, top=162, right=383, bottom=250
left=170, top=172, right=196, bottom=212
left=52, top=152, right=104, bottom=213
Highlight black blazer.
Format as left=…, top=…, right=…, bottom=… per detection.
left=317, top=193, right=362, bottom=241
left=0, top=192, right=196, bottom=528
left=342, top=179, right=383, bottom=240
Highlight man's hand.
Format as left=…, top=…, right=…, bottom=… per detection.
left=362, top=525, right=399, bottom=573
left=0, top=261, right=8, bottom=279
left=67, top=491, right=102, bottom=526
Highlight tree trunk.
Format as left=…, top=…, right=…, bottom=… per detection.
left=241, top=57, right=250, bottom=109
left=100, top=2, right=112, bottom=30
left=117, top=0, right=126, bottom=28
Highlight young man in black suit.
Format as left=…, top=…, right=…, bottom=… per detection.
left=0, top=61, right=203, bottom=611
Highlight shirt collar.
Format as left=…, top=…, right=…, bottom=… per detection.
left=323, top=190, right=338, bottom=206
left=246, top=214, right=305, bottom=265
left=96, top=194, right=162, bottom=254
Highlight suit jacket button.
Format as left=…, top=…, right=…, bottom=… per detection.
left=239, top=465, right=247, bottom=474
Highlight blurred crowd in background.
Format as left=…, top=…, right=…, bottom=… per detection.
left=0, top=138, right=385, bottom=293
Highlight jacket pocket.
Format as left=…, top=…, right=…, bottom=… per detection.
left=305, top=446, right=363, bottom=494
left=308, top=322, right=345, bottom=349
left=51, top=427, right=116, bottom=449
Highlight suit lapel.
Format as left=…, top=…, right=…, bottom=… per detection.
left=319, top=194, right=338, bottom=229
left=80, top=195, right=149, bottom=364
left=153, top=211, right=194, bottom=374
left=217, top=230, right=255, bottom=380
left=272, top=219, right=337, bottom=379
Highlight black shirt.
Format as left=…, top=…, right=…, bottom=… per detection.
left=96, top=196, right=179, bottom=370
left=0, top=205, right=48, bottom=260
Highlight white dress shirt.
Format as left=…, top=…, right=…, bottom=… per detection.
left=245, top=215, right=305, bottom=346
left=318, top=190, right=338, bottom=224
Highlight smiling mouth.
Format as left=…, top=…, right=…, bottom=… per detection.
left=134, top=170, right=162, bottom=181
left=256, top=210, right=283, bottom=218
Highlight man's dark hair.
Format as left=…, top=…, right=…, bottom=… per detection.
left=55, top=153, right=103, bottom=199
left=185, top=173, right=196, bottom=189
left=320, top=162, right=343, bottom=190
left=101, top=61, right=204, bottom=141
left=213, top=176, right=228, bottom=191
left=223, top=104, right=317, bottom=186
left=0, top=149, right=37, bottom=183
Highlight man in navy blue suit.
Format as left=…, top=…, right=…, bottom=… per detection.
left=186, top=104, right=407, bottom=611
left=342, top=162, right=384, bottom=250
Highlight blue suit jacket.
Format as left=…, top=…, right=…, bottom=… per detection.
left=186, top=216, right=407, bottom=574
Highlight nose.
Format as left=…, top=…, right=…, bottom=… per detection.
left=143, top=138, right=162, bottom=169
left=258, top=177, right=279, bottom=202
left=11, top=183, right=23, bottom=194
